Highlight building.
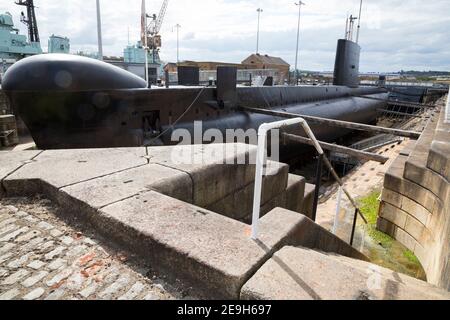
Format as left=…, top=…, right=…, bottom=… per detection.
left=177, top=61, right=248, bottom=71
left=241, top=54, right=290, bottom=83
left=48, top=35, right=70, bottom=54
left=163, top=62, right=177, bottom=74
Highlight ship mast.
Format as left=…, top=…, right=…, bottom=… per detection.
left=15, top=0, right=40, bottom=43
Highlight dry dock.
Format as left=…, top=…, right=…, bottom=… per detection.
left=1, top=142, right=449, bottom=299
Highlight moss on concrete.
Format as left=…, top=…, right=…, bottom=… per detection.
left=358, top=190, right=426, bottom=280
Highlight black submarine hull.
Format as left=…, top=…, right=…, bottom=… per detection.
left=2, top=54, right=388, bottom=150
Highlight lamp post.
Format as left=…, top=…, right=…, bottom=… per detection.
left=256, top=8, right=263, bottom=54
left=96, top=0, right=103, bottom=60
left=294, top=1, right=305, bottom=85
left=174, top=24, right=181, bottom=62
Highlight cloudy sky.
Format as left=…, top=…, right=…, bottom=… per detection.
left=1, top=0, right=449, bottom=72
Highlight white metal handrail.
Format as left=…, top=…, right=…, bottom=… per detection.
left=251, top=118, right=368, bottom=240
left=445, top=89, right=450, bottom=124
left=251, top=118, right=323, bottom=239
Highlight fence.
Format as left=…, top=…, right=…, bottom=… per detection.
left=168, top=69, right=282, bottom=85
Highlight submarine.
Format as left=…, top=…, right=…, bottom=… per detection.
left=2, top=39, right=389, bottom=152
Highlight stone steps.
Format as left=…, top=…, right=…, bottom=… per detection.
left=241, top=246, right=450, bottom=300
left=323, top=251, right=444, bottom=295
left=0, top=144, right=367, bottom=299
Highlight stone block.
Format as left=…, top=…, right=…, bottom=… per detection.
left=285, top=174, right=306, bottom=214
left=205, top=162, right=291, bottom=221
left=404, top=216, right=426, bottom=243
left=383, top=156, right=407, bottom=193
left=241, top=246, right=450, bottom=300
left=428, top=141, right=450, bottom=181
left=147, top=144, right=257, bottom=208
left=399, top=179, right=436, bottom=213
left=97, top=191, right=308, bottom=299
left=399, top=141, right=417, bottom=157
left=395, top=228, right=418, bottom=252
left=414, top=243, right=430, bottom=271
left=0, top=151, right=41, bottom=182
left=401, top=197, right=431, bottom=226
left=381, top=189, right=403, bottom=208
left=379, top=202, right=407, bottom=229
left=4, top=148, right=148, bottom=191
left=59, top=164, right=193, bottom=209
left=404, top=157, right=448, bottom=202
left=376, top=217, right=396, bottom=237
left=302, top=183, right=315, bottom=219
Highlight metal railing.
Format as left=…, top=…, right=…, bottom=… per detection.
left=445, top=89, right=450, bottom=124
left=360, top=80, right=441, bottom=88
left=251, top=118, right=368, bottom=245
left=168, top=69, right=282, bottom=85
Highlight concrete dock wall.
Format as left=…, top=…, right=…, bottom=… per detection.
left=378, top=103, right=450, bottom=290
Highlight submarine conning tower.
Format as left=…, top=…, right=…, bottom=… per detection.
left=333, top=39, right=361, bottom=88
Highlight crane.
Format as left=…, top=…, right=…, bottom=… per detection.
left=142, top=0, right=169, bottom=55
left=141, top=0, right=169, bottom=85
left=150, top=0, right=169, bottom=36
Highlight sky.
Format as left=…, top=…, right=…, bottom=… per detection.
left=1, top=0, right=449, bottom=72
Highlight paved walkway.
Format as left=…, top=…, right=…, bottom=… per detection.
left=0, top=198, right=190, bottom=300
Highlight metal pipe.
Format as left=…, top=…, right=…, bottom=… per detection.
left=445, top=88, right=450, bottom=124
left=294, top=2, right=305, bottom=86
left=251, top=117, right=324, bottom=240
left=239, top=106, right=422, bottom=139
left=142, top=0, right=149, bottom=86
left=350, top=208, right=358, bottom=246
left=256, top=8, right=263, bottom=54
left=354, top=95, right=437, bottom=109
left=332, top=187, right=344, bottom=235
left=282, top=133, right=389, bottom=163
left=377, top=109, right=427, bottom=119
left=174, top=24, right=181, bottom=62
left=312, top=154, right=323, bottom=222
left=251, top=116, right=367, bottom=240
left=96, top=0, right=103, bottom=60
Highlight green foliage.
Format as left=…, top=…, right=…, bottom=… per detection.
left=404, top=249, right=421, bottom=264
left=359, top=190, right=423, bottom=276
left=359, top=191, right=395, bottom=249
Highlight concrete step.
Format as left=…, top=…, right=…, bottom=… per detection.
left=428, top=110, right=450, bottom=182
left=302, top=183, right=316, bottom=219
left=206, top=160, right=291, bottom=221
left=403, top=113, right=448, bottom=202
left=323, top=251, right=444, bottom=295
left=241, top=246, right=450, bottom=300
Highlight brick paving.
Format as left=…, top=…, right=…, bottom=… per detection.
left=0, top=197, right=194, bottom=300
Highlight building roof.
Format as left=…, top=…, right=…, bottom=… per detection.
left=242, top=54, right=290, bottom=67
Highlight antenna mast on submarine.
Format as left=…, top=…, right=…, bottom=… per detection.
left=356, top=0, right=363, bottom=43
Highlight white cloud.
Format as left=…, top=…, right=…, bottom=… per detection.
left=1, top=0, right=449, bottom=72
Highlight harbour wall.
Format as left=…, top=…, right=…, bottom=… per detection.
left=378, top=96, right=450, bottom=290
